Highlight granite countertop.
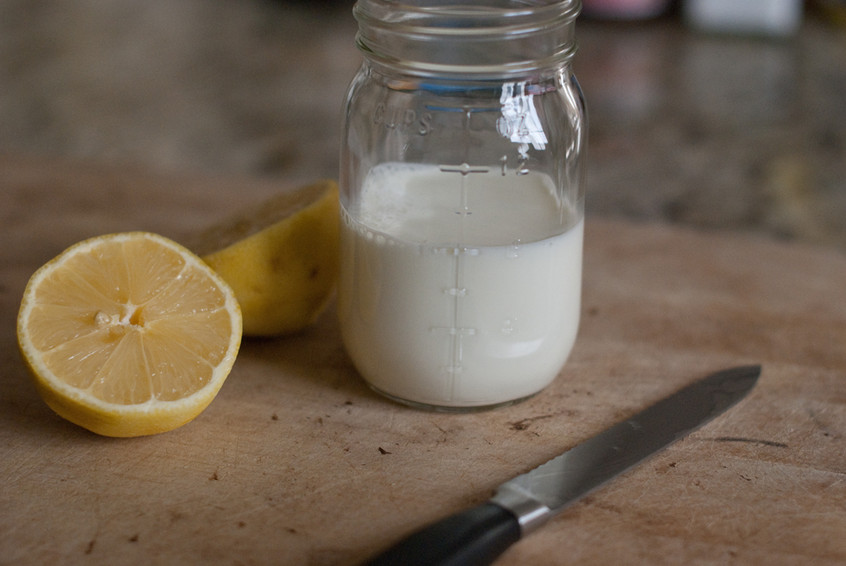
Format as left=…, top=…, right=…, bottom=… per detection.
left=1, top=1, right=844, bottom=250
left=578, top=12, right=846, bottom=250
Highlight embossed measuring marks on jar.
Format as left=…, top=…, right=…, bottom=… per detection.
left=431, top=162, right=489, bottom=398
left=439, top=162, right=488, bottom=215
left=373, top=102, right=433, bottom=136
left=430, top=160, right=547, bottom=400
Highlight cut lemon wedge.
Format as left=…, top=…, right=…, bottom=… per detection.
left=17, top=232, right=242, bottom=437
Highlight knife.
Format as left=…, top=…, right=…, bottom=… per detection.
left=364, top=365, right=761, bottom=566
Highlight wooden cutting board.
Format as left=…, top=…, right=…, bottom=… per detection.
left=1, top=154, right=844, bottom=565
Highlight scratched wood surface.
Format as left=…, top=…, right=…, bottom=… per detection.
left=1, top=154, right=844, bottom=565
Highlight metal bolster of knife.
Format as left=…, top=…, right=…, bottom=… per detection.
left=489, top=483, right=554, bottom=536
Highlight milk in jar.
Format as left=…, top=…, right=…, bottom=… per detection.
left=338, top=163, right=583, bottom=409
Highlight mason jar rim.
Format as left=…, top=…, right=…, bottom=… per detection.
left=353, top=0, right=581, bottom=78
left=354, top=0, right=582, bottom=37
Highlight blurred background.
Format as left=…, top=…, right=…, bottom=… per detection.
left=1, top=0, right=845, bottom=250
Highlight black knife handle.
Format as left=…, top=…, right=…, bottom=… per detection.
left=364, top=502, right=521, bottom=566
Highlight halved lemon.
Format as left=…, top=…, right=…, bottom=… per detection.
left=191, top=179, right=339, bottom=336
left=17, top=232, right=242, bottom=437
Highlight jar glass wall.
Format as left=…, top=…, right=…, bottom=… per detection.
left=339, top=0, right=587, bottom=411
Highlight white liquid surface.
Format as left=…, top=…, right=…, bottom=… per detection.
left=339, top=163, right=583, bottom=408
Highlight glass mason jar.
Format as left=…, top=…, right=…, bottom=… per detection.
left=339, top=0, right=587, bottom=411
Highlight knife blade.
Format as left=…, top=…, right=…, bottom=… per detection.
left=364, top=365, right=761, bottom=566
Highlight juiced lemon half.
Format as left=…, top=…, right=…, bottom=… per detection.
left=17, top=232, right=242, bottom=437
